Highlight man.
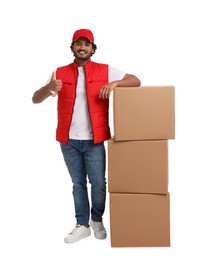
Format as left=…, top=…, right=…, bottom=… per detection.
left=32, top=28, right=141, bottom=243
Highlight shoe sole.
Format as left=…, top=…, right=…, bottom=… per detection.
left=94, top=233, right=107, bottom=240
left=64, top=232, right=91, bottom=243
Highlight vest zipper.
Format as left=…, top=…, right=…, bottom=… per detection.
left=67, top=72, right=78, bottom=140
left=84, top=69, right=94, bottom=141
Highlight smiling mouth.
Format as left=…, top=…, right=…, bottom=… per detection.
left=78, top=51, right=87, bottom=54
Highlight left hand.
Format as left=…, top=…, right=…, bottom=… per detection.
left=99, top=82, right=117, bottom=99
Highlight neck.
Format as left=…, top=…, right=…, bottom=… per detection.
left=75, top=58, right=90, bottom=67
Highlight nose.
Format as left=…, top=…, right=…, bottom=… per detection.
left=79, top=43, right=86, bottom=50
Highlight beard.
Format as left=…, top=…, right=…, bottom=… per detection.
left=73, top=51, right=92, bottom=61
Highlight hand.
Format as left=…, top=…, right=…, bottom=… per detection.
left=99, top=82, right=117, bottom=99
left=47, top=72, right=63, bottom=92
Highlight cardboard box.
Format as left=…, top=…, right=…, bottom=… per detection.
left=113, top=86, right=175, bottom=141
left=108, top=138, right=168, bottom=194
left=110, top=193, right=170, bottom=247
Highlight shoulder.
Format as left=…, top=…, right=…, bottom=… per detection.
left=91, top=61, right=108, bottom=67
left=56, top=64, right=74, bottom=78
left=91, top=62, right=109, bottom=73
left=56, top=63, right=72, bottom=71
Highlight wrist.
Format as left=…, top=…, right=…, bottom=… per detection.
left=112, top=81, right=119, bottom=88
left=44, top=84, right=52, bottom=93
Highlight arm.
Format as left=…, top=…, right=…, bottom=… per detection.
left=32, top=72, right=62, bottom=104
left=99, top=73, right=141, bottom=99
left=32, top=85, right=52, bottom=104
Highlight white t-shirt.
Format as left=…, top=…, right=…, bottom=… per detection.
left=47, top=66, right=125, bottom=140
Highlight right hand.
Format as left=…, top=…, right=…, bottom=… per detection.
left=47, top=72, right=63, bottom=92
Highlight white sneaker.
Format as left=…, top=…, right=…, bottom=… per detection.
left=90, top=220, right=107, bottom=239
left=64, top=225, right=91, bottom=243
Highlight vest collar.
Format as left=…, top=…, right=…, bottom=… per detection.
left=72, top=59, right=92, bottom=70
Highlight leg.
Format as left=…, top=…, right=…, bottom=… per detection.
left=83, top=141, right=106, bottom=222
left=60, top=140, right=90, bottom=225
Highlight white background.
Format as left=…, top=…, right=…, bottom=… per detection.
left=0, top=0, right=201, bottom=259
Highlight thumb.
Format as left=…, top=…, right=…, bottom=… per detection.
left=50, top=71, right=56, bottom=81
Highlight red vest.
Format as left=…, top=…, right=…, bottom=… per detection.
left=56, top=59, right=111, bottom=144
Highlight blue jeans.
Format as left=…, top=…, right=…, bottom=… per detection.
left=60, top=139, right=106, bottom=225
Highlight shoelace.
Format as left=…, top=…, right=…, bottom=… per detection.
left=69, top=225, right=81, bottom=234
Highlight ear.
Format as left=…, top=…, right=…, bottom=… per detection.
left=70, top=43, right=74, bottom=52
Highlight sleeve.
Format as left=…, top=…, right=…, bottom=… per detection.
left=108, top=66, right=126, bottom=83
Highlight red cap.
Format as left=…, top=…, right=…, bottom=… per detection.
left=72, top=29, right=94, bottom=43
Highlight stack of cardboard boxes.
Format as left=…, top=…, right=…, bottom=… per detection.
left=108, top=86, right=175, bottom=247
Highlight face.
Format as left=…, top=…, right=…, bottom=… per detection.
left=71, top=37, right=95, bottom=63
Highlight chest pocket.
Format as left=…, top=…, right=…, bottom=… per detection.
left=58, top=81, right=75, bottom=99
left=88, top=79, right=107, bottom=97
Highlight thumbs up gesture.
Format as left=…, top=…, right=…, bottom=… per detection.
left=47, top=72, right=62, bottom=92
